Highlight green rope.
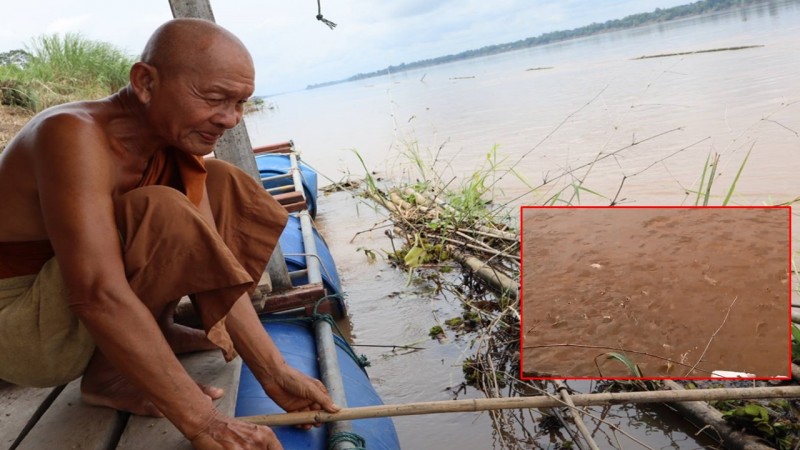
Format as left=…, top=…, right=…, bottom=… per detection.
left=328, top=431, right=366, bottom=450
left=258, top=294, right=371, bottom=369
left=312, top=294, right=371, bottom=369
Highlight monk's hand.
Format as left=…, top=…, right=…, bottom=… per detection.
left=189, top=410, right=283, bottom=450
left=261, top=365, right=340, bottom=430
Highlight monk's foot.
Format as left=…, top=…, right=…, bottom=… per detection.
left=81, top=377, right=224, bottom=416
left=163, top=322, right=219, bottom=354
left=81, top=375, right=163, bottom=417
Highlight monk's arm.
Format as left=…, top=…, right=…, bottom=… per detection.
left=32, top=115, right=215, bottom=439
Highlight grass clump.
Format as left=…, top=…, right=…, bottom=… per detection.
left=0, top=33, right=133, bottom=112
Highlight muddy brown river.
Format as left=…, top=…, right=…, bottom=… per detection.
left=522, top=207, right=790, bottom=379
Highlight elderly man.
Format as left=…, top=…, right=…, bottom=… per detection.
left=0, top=18, right=337, bottom=449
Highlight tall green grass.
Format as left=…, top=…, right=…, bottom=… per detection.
left=0, top=33, right=133, bottom=112
left=692, top=145, right=753, bottom=206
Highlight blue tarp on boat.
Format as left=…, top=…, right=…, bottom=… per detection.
left=236, top=321, right=401, bottom=450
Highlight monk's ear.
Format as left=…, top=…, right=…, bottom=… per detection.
left=129, top=62, right=158, bottom=105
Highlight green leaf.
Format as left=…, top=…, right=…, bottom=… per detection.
left=695, top=153, right=711, bottom=206
left=404, top=245, right=427, bottom=268
left=606, top=352, right=642, bottom=377
left=722, top=145, right=752, bottom=206
left=702, top=154, right=719, bottom=206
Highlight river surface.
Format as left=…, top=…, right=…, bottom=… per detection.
left=246, top=2, right=800, bottom=448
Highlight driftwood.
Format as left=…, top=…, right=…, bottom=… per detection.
left=367, top=188, right=519, bottom=299
left=451, top=250, right=517, bottom=300
left=242, top=385, right=800, bottom=427
left=660, top=380, right=774, bottom=450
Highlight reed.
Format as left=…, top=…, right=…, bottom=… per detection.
left=0, top=33, right=133, bottom=112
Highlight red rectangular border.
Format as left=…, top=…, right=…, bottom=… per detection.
left=518, top=205, right=793, bottom=381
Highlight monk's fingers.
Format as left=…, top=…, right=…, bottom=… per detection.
left=305, top=379, right=339, bottom=413
left=293, top=405, right=315, bottom=430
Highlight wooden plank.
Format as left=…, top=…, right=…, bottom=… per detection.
left=116, top=351, right=242, bottom=450
left=0, top=382, right=62, bottom=449
left=273, top=191, right=304, bottom=206
left=253, top=142, right=294, bottom=154
left=282, top=201, right=308, bottom=214
left=254, top=283, right=326, bottom=314
left=15, top=380, right=123, bottom=450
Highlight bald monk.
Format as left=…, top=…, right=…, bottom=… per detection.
left=0, top=18, right=338, bottom=449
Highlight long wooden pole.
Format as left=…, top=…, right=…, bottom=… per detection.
left=241, top=385, right=800, bottom=427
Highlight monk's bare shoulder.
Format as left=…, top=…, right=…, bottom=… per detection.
left=0, top=100, right=116, bottom=240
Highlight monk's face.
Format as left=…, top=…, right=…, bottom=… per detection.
left=148, top=39, right=255, bottom=155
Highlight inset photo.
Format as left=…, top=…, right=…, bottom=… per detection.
left=520, top=206, right=791, bottom=379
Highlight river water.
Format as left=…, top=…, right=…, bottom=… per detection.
left=246, top=2, right=800, bottom=449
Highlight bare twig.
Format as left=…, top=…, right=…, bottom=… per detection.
left=684, top=296, right=739, bottom=377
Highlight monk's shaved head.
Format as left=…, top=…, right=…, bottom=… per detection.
left=140, top=18, right=253, bottom=75
left=127, top=18, right=256, bottom=151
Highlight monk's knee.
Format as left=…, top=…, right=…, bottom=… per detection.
left=115, top=185, right=190, bottom=220
left=114, top=185, right=209, bottom=248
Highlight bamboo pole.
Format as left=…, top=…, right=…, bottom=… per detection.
left=241, top=385, right=800, bottom=427
left=555, top=382, right=599, bottom=450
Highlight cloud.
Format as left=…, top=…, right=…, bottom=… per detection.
left=45, top=14, right=92, bottom=35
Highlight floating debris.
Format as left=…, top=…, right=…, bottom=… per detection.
left=632, top=45, right=764, bottom=60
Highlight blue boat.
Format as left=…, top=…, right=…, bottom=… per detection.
left=236, top=145, right=400, bottom=449
left=236, top=321, right=400, bottom=449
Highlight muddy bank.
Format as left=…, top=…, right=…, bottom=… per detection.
left=522, top=207, right=790, bottom=378
left=0, top=105, right=32, bottom=151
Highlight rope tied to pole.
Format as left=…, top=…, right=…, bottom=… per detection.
left=316, top=0, right=338, bottom=29
left=312, top=295, right=371, bottom=368
left=328, top=431, right=366, bottom=450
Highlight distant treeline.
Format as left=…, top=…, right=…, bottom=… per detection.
left=307, top=0, right=779, bottom=90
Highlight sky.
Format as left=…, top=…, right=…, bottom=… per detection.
left=0, top=0, right=693, bottom=95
